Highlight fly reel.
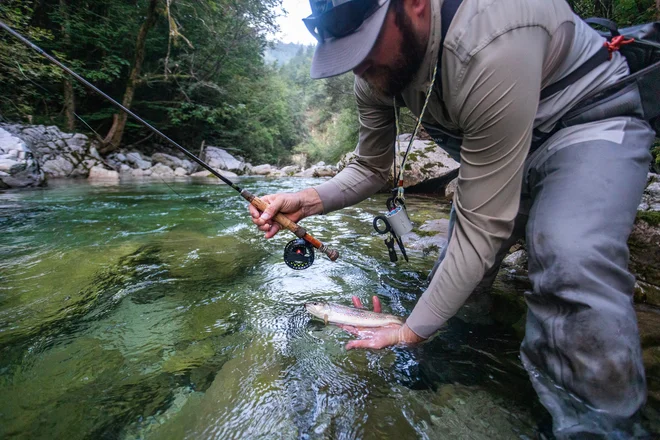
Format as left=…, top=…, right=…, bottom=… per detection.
left=284, top=238, right=315, bottom=270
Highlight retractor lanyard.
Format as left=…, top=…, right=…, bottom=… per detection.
left=392, top=63, right=438, bottom=205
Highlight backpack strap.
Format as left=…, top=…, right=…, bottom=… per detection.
left=441, top=0, right=463, bottom=43
left=584, top=17, right=620, bottom=37
left=540, top=46, right=610, bottom=100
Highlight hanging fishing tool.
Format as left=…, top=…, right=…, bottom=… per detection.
left=373, top=64, right=438, bottom=263
left=0, top=20, right=338, bottom=270
left=373, top=206, right=410, bottom=262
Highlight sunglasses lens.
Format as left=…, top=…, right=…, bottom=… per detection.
left=306, top=0, right=379, bottom=41
left=322, top=6, right=364, bottom=37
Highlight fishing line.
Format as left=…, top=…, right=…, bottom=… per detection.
left=1, top=19, right=339, bottom=269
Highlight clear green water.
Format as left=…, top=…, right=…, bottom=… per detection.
left=1, top=178, right=547, bottom=439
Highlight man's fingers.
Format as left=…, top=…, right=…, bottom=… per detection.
left=346, top=339, right=382, bottom=350
left=248, top=203, right=261, bottom=219
left=352, top=296, right=364, bottom=309
left=339, top=325, right=376, bottom=338
left=264, top=223, right=280, bottom=239
left=372, top=295, right=381, bottom=313
left=260, top=195, right=284, bottom=221
left=258, top=223, right=271, bottom=232
left=339, top=325, right=360, bottom=336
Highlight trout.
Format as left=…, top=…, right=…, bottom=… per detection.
left=305, top=301, right=404, bottom=327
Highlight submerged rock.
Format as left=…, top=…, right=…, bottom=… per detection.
left=411, top=384, right=537, bottom=439
left=404, top=218, right=450, bottom=255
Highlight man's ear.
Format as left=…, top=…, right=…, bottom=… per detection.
left=406, top=0, right=429, bottom=20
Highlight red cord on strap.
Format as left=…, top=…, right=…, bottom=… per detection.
left=604, top=35, right=635, bottom=60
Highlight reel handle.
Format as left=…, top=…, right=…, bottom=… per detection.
left=243, top=191, right=340, bottom=262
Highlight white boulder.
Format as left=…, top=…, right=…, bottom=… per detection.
left=88, top=166, right=119, bottom=181
left=203, top=147, right=248, bottom=174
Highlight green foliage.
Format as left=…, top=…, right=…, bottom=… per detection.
left=0, top=0, right=300, bottom=164
left=295, top=107, right=359, bottom=164
left=0, top=1, right=63, bottom=117
left=652, top=139, right=660, bottom=173
left=637, top=210, right=660, bottom=227
left=277, top=46, right=359, bottom=166
left=567, top=0, right=657, bottom=25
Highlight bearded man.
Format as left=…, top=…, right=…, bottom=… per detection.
left=249, top=0, right=656, bottom=437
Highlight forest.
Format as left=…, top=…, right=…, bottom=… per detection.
left=0, top=0, right=658, bottom=167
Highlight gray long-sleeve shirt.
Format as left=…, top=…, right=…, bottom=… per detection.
left=314, top=0, right=628, bottom=338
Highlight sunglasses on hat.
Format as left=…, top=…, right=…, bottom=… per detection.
left=303, top=0, right=384, bottom=43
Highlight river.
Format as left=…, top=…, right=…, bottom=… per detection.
left=0, top=177, right=654, bottom=439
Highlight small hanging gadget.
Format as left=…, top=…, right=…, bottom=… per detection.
left=373, top=64, right=438, bottom=263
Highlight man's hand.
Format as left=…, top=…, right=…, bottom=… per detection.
left=340, top=296, right=425, bottom=350
left=340, top=323, right=425, bottom=350
left=248, top=188, right=324, bottom=238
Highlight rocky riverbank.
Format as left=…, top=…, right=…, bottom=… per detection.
left=0, top=124, right=459, bottom=194
left=0, top=124, right=343, bottom=188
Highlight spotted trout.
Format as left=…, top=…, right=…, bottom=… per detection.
left=305, top=301, right=404, bottom=327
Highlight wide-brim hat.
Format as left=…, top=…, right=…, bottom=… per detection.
left=310, top=0, right=391, bottom=79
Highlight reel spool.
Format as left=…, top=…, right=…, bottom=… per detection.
left=283, top=238, right=315, bottom=270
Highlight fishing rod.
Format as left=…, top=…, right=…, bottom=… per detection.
left=0, top=19, right=339, bottom=269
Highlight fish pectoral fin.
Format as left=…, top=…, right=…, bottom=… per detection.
left=324, top=314, right=328, bottom=326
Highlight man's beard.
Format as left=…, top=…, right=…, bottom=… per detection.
left=364, top=12, right=426, bottom=96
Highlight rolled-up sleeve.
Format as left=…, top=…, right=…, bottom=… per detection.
left=407, top=26, right=549, bottom=338
left=314, top=78, right=397, bottom=213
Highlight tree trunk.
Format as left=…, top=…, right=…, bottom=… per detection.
left=63, top=80, right=75, bottom=131
left=656, top=0, right=660, bottom=20
left=60, top=0, right=75, bottom=131
left=101, top=0, right=159, bottom=153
